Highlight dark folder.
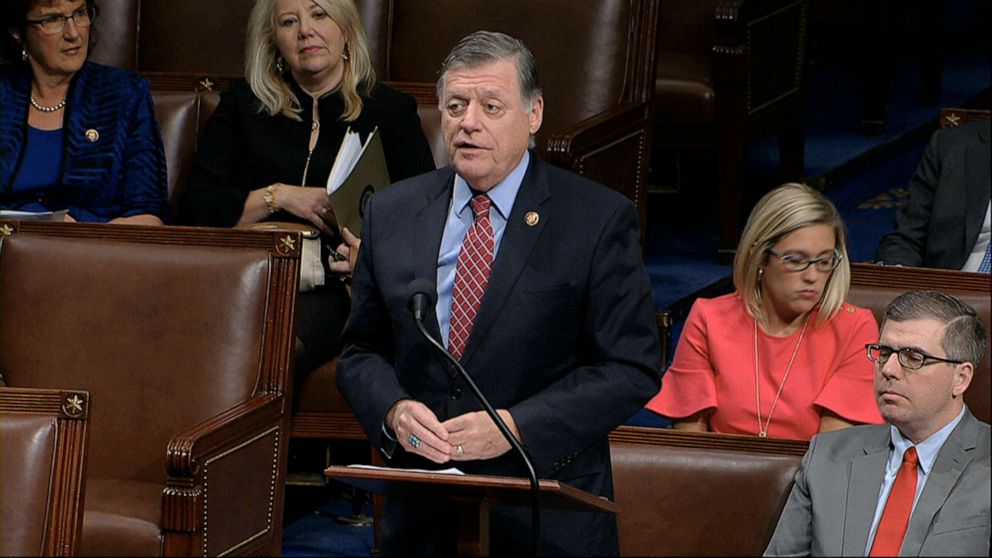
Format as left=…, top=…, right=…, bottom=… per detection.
left=327, top=129, right=390, bottom=239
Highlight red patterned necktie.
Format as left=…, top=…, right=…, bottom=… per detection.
left=869, top=446, right=920, bottom=556
left=448, top=194, right=494, bottom=360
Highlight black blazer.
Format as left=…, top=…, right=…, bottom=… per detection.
left=876, top=120, right=991, bottom=269
left=177, top=79, right=435, bottom=227
left=337, top=156, right=661, bottom=555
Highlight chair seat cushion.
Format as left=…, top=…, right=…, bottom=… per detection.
left=81, top=478, right=162, bottom=557
left=654, top=53, right=715, bottom=126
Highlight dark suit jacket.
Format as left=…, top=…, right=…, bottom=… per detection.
left=337, top=156, right=661, bottom=555
left=875, top=120, right=991, bottom=269
left=765, top=409, right=991, bottom=556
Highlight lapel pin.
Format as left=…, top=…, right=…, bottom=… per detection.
left=525, top=211, right=539, bottom=226
left=84, top=129, right=99, bottom=143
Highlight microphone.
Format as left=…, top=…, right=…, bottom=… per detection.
left=405, top=279, right=542, bottom=556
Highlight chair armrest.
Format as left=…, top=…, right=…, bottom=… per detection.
left=165, top=393, right=284, bottom=478
left=545, top=101, right=651, bottom=230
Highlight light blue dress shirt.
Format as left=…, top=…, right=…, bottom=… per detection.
left=864, top=406, right=966, bottom=554
left=435, top=151, right=530, bottom=348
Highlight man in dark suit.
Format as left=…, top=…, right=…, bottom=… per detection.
left=875, top=119, right=991, bottom=271
left=765, top=290, right=990, bottom=556
left=336, top=31, right=661, bottom=556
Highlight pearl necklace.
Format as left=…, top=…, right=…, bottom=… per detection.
left=30, top=95, right=66, bottom=113
left=753, top=314, right=809, bottom=437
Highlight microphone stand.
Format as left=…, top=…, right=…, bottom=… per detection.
left=411, top=314, right=542, bottom=556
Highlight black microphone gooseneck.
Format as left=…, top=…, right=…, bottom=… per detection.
left=405, top=279, right=541, bottom=556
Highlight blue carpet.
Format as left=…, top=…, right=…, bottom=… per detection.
left=283, top=497, right=374, bottom=557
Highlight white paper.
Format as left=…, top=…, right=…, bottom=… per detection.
left=0, top=209, right=68, bottom=221
left=345, top=463, right=466, bottom=476
left=326, top=127, right=379, bottom=195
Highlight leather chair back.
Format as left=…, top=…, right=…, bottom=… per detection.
left=136, top=0, right=253, bottom=75
left=0, top=234, right=265, bottom=480
left=152, top=89, right=200, bottom=218
left=151, top=86, right=222, bottom=220
left=0, top=388, right=90, bottom=557
left=380, top=0, right=639, bottom=157
left=0, top=221, right=300, bottom=556
left=87, top=0, right=139, bottom=69
left=609, top=427, right=807, bottom=556
left=847, top=263, right=992, bottom=424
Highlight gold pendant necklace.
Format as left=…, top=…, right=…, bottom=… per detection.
left=753, top=314, right=809, bottom=437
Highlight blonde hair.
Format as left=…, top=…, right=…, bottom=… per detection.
left=244, top=0, right=374, bottom=121
left=732, top=183, right=851, bottom=325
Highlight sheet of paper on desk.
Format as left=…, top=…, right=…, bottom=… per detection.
left=0, top=209, right=68, bottom=221
left=346, top=464, right=466, bottom=476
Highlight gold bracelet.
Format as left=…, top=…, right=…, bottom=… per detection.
left=263, top=184, right=278, bottom=213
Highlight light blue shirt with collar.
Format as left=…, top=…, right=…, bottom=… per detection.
left=435, top=151, right=530, bottom=348
left=864, top=406, right=967, bottom=554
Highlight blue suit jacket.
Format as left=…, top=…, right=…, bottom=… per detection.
left=337, top=156, right=661, bottom=555
left=0, top=62, right=168, bottom=221
left=766, top=409, right=991, bottom=556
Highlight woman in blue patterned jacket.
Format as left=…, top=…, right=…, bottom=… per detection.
left=0, top=0, right=168, bottom=224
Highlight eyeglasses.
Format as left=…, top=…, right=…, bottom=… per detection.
left=767, top=248, right=843, bottom=272
left=26, top=5, right=95, bottom=36
left=865, top=343, right=964, bottom=370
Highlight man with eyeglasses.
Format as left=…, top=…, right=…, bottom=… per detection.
left=766, top=290, right=990, bottom=557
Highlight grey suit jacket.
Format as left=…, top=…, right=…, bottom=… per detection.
left=875, top=119, right=991, bottom=269
left=765, top=409, right=991, bottom=556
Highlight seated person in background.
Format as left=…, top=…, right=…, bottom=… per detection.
left=178, top=0, right=435, bottom=376
left=875, top=119, right=991, bottom=272
left=0, top=0, right=168, bottom=224
left=646, top=183, right=883, bottom=439
left=765, top=290, right=990, bottom=557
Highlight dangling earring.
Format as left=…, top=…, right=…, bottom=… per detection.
left=757, top=268, right=764, bottom=281
left=275, top=56, right=286, bottom=73
left=21, top=46, right=28, bottom=63
left=341, top=43, right=349, bottom=61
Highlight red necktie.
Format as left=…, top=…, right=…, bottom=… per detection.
left=869, top=446, right=920, bottom=556
left=448, top=195, right=494, bottom=360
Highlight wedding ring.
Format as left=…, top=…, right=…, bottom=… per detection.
left=457, top=444, right=465, bottom=456
left=408, top=434, right=421, bottom=449
left=320, top=206, right=331, bottom=216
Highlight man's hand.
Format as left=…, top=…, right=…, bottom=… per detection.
left=387, top=399, right=452, bottom=463
left=443, top=409, right=520, bottom=461
left=328, top=226, right=360, bottom=276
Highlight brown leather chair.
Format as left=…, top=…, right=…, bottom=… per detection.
left=148, top=78, right=224, bottom=221
left=653, top=0, right=808, bottom=255
left=847, top=263, right=992, bottom=424
left=0, top=221, right=301, bottom=556
left=609, top=426, right=808, bottom=556
left=0, top=388, right=90, bottom=557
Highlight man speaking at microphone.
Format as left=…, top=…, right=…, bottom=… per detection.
left=337, top=31, right=661, bottom=556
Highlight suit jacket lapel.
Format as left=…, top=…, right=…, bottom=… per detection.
left=843, top=429, right=890, bottom=556
left=900, top=411, right=980, bottom=556
left=963, top=123, right=990, bottom=248
left=409, top=168, right=455, bottom=343
left=460, top=156, right=550, bottom=366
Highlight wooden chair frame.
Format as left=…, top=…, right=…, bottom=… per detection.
left=0, top=387, right=90, bottom=557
